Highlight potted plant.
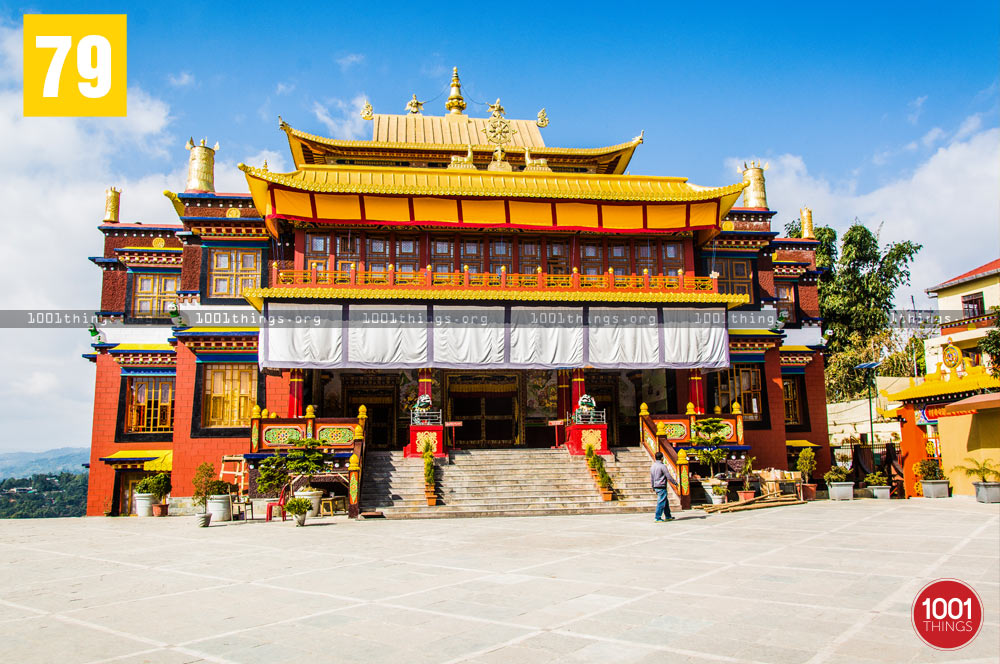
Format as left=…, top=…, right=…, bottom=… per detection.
left=287, top=438, right=328, bottom=517
left=284, top=497, right=312, bottom=526
left=824, top=465, right=854, bottom=500
left=596, top=464, right=614, bottom=501
left=915, top=459, right=949, bottom=498
left=950, top=457, right=1000, bottom=503
left=865, top=471, right=890, bottom=500
left=796, top=448, right=817, bottom=500
left=191, top=462, right=216, bottom=527
left=137, top=472, right=172, bottom=516
left=709, top=483, right=727, bottom=505
left=422, top=443, right=437, bottom=506
left=132, top=479, right=155, bottom=517
left=737, top=455, right=756, bottom=502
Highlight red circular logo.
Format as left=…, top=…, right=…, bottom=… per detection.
left=912, top=579, right=984, bottom=650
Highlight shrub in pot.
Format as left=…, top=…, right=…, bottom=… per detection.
left=191, top=462, right=217, bottom=527
left=950, top=457, right=1000, bottom=503
left=824, top=465, right=854, bottom=500
left=284, top=497, right=312, bottom=527
left=865, top=471, right=890, bottom=499
left=287, top=438, right=329, bottom=516
left=136, top=472, right=172, bottom=516
left=132, top=479, right=155, bottom=517
left=737, top=455, right=757, bottom=502
left=796, top=449, right=817, bottom=500
left=709, top=482, right=727, bottom=505
left=422, top=444, right=437, bottom=506
left=915, top=459, right=949, bottom=498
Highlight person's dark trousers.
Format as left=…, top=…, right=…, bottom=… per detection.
left=654, top=488, right=671, bottom=520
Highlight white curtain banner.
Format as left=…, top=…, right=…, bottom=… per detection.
left=509, top=307, right=584, bottom=367
left=588, top=307, right=660, bottom=367
left=433, top=306, right=505, bottom=367
left=662, top=308, right=729, bottom=368
left=348, top=305, right=428, bottom=367
left=261, top=303, right=342, bottom=368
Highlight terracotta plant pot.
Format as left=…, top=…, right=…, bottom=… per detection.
left=599, top=488, right=613, bottom=501
left=426, top=496, right=437, bottom=506
left=736, top=490, right=755, bottom=502
left=151, top=503, right=169, bottom=517
left=798, top=483, right=817, bottom=501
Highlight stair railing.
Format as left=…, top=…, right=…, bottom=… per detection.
left=639, top=403, right=691, bottom=510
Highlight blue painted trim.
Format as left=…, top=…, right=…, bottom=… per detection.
left=729, top=353, right=765, bottom=363
left=120, top=367, right=177, bottom=376
left=194, top=353, right=258, bottom=363
left=780, top=366, right=806, bottom=375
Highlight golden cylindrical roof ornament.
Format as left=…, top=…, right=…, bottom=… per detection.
left=741, top=160, right=768, bottom=209
left=800, top=207, right=815, bottom=239
left=185, top=138, right=219, bottom=193
left=445, top=67, right=467, bottom=115
left=103, top=186, right=121, bottom=223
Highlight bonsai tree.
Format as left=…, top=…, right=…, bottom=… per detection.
left=865, top=471, right=888, bottom=486
left=823, top=465, right=850, bottom=484
left=796, top=448, right=817, bottom=484
left=950, top=457, right=1000, bottom=483
left=691, top=418, right=730, bottom=478
left=136, top=472, right=171, bottom=504
left=914, top=459, right=944, bottom=481
left=285, top=438, right=329, bottom=489
left=284, top=497, right=311, bottom=515
left=256, top=454, right=289, bottom=496
left=738, top=456, right=756, bottom=491
left=700, top=447, right=728, bottom=478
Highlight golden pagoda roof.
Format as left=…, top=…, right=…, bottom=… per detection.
left=281, top=121, right=642, bottom=173
left=887, top=366, right=1000, bottom=402
left=239, top=162, right=746, bottom=203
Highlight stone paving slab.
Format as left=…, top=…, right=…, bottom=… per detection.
left=0, top=497, right=996, bottom=663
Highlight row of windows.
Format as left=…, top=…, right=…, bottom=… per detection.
left=125, top=363, right=807, bottom=434
left=123, top=364, right=257, bottom=433
left=307, top=232, right=687, bottom=276
left=131, top=249, right=262, bottom=318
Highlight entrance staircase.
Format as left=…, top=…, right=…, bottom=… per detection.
left=360, top=447, right=677, bottom=519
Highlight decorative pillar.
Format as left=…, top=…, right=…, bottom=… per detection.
left=418, top=368, right=433, bottom=398
left=687, top=370, right=705, bottom=414
left=571, top=368, right=586, bottom=408
left=676, top=449, right=691, bottom=510
left=250, top=404, right=261, bottom=453
left=288, top=369, right=304, bottom=417
left=348, top=447, right=360, bottom=519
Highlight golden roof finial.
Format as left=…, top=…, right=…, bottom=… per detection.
left=445, top=66, right=466, bottom=115
left=185, top=137, right=219, bottom=193
left=740, top=159, right=769, bottom=209
left=800, top=207, right=815, bottom=239
left=360, top=100, right=373, bottom=120
left=536, top=108, right=549, bottom=128
left=103, top=186, right=121, bottom=223
left=405, top=94, right=424, bottom=114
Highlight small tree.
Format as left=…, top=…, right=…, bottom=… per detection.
left=191, top=463, right=216, bottom=512
left=797, top=449, right=817, bottom=484
left=950, top=457, right=1000, bottom=483
left=739, top=455, right=756, bottom=492
left=256, top=455, right=289, bottom=496
left=136, top=472, right=172, bottom=504
left=691, top=418, right=729, bottom=478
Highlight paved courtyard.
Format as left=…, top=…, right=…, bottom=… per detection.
left=0, top=499, right=997, bottom=664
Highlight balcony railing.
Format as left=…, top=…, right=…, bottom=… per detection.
left=270, top=262, right=718, bottom=294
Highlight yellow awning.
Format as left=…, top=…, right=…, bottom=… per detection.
left=100, top=450, right=172, bottom=471
left=786, top=440, right=819, bottom=448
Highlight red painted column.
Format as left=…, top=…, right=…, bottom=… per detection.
left=557, top=370, right=571, bottom=420
left=288, top=368, right=304, bottom=417
left=418, top=368, right=433, bottom=399
left=571, top=368, right=586, bottom=408
left=688, top=370, right=705, bottom=414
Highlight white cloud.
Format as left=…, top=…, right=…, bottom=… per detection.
left=275, top=82, right=295, bottom=95
left=729, top=118, right=1000, bottom=308
left=312, top=95, right=369, bottom=140
left=954, top=113, right=983, bottom=141
left=921, top=127, right=945, bottom=147
left=167, top=71, right=195, bottom=87
left=907, top=95, right=928, bottom=124
left=336, top=53, right=365, bottom=71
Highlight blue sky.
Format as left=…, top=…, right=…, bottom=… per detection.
left=0, top=3, right=997, bottom=452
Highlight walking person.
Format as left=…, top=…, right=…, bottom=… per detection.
left=650, top=451, right=676, bottom=522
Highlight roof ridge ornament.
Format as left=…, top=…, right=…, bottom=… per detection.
left=485, top=98, right=516, bottom=171
left=405, top=94, right=424, bottom=115
left=445, top=66, right=467, bottom=115
left=740, top=159, right=769, bottom=209
left=536, top=108, right=549, bottom=128
left=360, top=101, right=373, bottom=121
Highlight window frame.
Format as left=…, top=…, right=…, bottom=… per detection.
left=712, top=363, right=769, bottom=427
left=207, top=248, right=262, bottom=299
left=962, top=292, right=985, bottom=319
left=130, top=271, right=178, bottom=319
left=193, top=363, right=260, bottom=435
left=115, top=374, right=176, bottom=442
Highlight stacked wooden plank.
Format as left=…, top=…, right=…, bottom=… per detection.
left=701, top=489, right=805, bottom=514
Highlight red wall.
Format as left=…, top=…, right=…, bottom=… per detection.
left=743, top=348, right=788, bottom=470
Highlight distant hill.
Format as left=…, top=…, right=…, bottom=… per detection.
left=0, top=448, right=90, bottom=480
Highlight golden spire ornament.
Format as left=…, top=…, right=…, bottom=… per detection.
left=445, top=66, right=466, bottom=115
left=360, top=100, right=374, bottom=120
left=536, top=108, right=549, bottom=128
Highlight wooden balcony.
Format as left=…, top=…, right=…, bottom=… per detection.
left=265, top=262, right=721, bottom=298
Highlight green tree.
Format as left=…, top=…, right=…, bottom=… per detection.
left=978, top=306, right=1000, bottom=381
